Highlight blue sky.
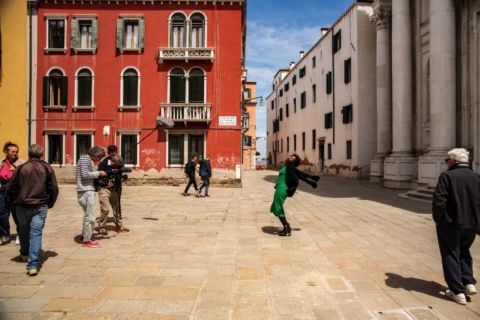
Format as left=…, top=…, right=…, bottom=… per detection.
left=246, top=0, right=355, bottom=161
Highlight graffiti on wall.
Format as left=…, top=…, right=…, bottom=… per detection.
left=141, top=148, right=162, bottom=169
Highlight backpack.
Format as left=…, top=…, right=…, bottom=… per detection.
left=184, top=162, right=192, bottom=175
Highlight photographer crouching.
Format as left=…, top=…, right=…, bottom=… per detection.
left=96, top=146, right=131, bottom=235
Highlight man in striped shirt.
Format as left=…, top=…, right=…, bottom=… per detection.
left=76, top=146, right=107, bottom=248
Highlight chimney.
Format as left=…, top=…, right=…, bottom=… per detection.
left=289, top=62, right=295, bottom=70
left=321, top=27, right=329, bottom=36
left=300, top=51, right=305, bottom=59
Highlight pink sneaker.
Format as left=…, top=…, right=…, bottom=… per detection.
left=82, top=241, right=100, bottom=248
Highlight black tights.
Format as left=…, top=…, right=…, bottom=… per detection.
left=278, top=216, right=288, bottom=227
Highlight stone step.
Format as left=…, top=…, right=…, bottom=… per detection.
left=405, top=190, right=433, bottom=201
left=417, top=187, right=435, bottom=195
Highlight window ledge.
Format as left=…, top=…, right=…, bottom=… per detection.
left=72, top=48, right=97, bottom=54
left=44, top=48, right=68, bottom=54
left=43, top=106, right=67, bottom=112
left=73, top=105, right=95, bottom=111
left=118, top=105, right=142, bottom=111
left=119, top=48, right=143, bottom=53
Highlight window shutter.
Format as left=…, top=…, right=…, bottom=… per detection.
left=60, top=76, right=68, bottom=106
left=116, top=18, right=124, bottom=49
left=92, top=19, right=98, bottom=49
left=70, top=18, right=79, bottom=49
left=138, top=19, right=145, bottom=49
left=42, top=77, right=50, bottom=106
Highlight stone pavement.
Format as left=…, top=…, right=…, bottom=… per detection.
left=0, top=170, right=479, bottom=320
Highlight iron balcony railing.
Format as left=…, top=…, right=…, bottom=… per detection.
left=158, top=47, right=215, bottom=63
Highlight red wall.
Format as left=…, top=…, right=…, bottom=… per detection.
left=36, top=2, right=243, bottom=171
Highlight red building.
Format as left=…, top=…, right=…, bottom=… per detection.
left=33, top=0, right=246, bottom=180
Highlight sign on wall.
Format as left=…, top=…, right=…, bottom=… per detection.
left=219, top=116, right=237, bottom=126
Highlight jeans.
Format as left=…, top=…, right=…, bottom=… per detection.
left=98, top=188, right=122, bottom=229
left=184, top=176, right=198, bottom=194
left=78, top=191, right=96, bottom=242
left=16, top=205, right=48, bottom=270
left=199, top=176, right=210, bottom=196
left=0, top=187, right=16, bottom=237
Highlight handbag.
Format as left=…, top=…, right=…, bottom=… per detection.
left=0, top=160, right=14, bottom=182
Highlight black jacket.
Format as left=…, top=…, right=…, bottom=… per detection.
left=285, top=164, right=319, bottom=197
left=199, top=159, right=212, bottom=178
left=432, top=164, right=480, bottom=227
left=184, top=160, right=197, bottom=178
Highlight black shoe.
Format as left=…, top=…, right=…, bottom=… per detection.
left=286, top=223, right=291, bottom=236
left=278, top=224, right=291, bottom=237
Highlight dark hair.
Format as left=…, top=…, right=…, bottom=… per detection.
left=3, top=142, right=19, bottom=153
left=286, top=154, right=301, bottom=167
left=192, top=153, right=198, bottom=159
left=28, top=144, right=44, bottom=159
left=107, top=145, right=118, bottom=154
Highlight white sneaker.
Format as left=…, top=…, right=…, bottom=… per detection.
left=466, top=284, right=478, bottom=296
left=446, top=290, right=467, bottom=305
left=15, top=237, right=20, bottom=245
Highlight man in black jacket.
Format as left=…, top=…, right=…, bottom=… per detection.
left=182, top=154, right=200, bottom=196
left=198, top=154, right=212, bottom=197
left=433, top=148, right=480, bottom=305
left=8, top=144, right=59, bottom=276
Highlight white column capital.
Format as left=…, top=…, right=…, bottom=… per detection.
left=371, top=7, right=392, bottom=30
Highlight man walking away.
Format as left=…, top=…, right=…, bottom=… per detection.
left=182, top=154, right=200, bottom=197
left=433, top=148, right=480, bottom=305
left=77, top=146, right=106, bottom=248
left=8, top=144, right=59, bottom=276
left=198, top=154, right=212, bottom=197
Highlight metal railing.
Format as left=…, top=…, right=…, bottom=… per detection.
left=158, top=47, right=215, bottom=63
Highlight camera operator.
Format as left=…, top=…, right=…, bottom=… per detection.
left=96, top=149, right=130, bottom=235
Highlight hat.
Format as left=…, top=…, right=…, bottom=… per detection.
left=447, top=148, right=469, bottom=163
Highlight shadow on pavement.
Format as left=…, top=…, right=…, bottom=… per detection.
left=384, top=272, right=449, bottom=301
left=142, top=217, right=159, bottom=221
left=263, top=173, right=431, bottom=215
left=262, top=226, right=302, bottom=236
left=11, top=250, right=58, bottom=267
left=73, top=234, right=111, bottom=244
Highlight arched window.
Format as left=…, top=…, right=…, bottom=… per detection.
left=189, top=68, right=205, bottom=103
left=190, top=13, right=205, bottom=48
left=122, top=68, right=139, bottom=106
left=170, top=68, right=186, bottom=103
left=170, top=13, right=186, bottom=48
left=43, top=68, right=67, bottom=107
left=76, top=68, right=93, bottom=106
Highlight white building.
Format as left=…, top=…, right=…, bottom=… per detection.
left=266, top=1, right=376, bottom=178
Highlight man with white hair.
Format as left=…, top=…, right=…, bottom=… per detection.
left=433, top=148, right=480, bottom=305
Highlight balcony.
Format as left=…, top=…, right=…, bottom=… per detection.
left=160, top=103, right=212, bottom=124
left=158, top=47, right=215, bottom=63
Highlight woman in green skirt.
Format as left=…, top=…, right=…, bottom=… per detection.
left=270, top=154, right=320, bottom=236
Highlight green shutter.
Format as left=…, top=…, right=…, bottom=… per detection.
left=70, top=18, right=79, bottom=49
left=42, top=77, right=50, bottom=107
left=116, top=18, right=124, bottom=49
left=60, top=76, right=68, bottom=106
left=138, top=19, right=145, bottom=49
left=92, top=19, right=98, bottom=49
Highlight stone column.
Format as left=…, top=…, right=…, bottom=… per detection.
left=370, top=2, right=392, bottom=183
left=418, top=0, right=456, bottom=185
left=383, top=0, right=417, bottom=189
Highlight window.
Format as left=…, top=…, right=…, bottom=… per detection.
left=312, top=84, right=316, bottom=103
left=168, top=134, right=184, bottom=165
left=244, top=88, right=252, bottom=100
left=299, top=67, right=306, bottom=78
left=344, top=58, right=351, bottom=84
left=325, top=112, right=333, bottom=129
left=293, top=98, right=297, bottom=113
left=170, top=68, right=186, bottom=103
left=43, top=69, right=67, bottom=108
left=287, top=137, right=290, bottom=152
left=279, top=89, right=283, bottom=97
left=271, top=100, right=274, bottom=110
left=76, top=68, right=93, bottom=107
left=302, top=132, right=305, bottom=151
left=46, top=134, right=64, bottom=165
left=346, top=140, right=352, bottom=159
left=326, top=72, right=332, bottom=94
left=243, top=135, right=252, bottom=147
left=121, top=68, right=139, bottom=107
left=286, top=103, right=289, bottom=118
left=333, top=30, right=341, bottom=53
left=170, top=13, right=186, bottom=48
left=71, top=18, right=98, bottom=51
left=116, top=18, right=145, bottom=50
left=294, top=134, right=297, bottom=151
left=189, top=68, right=205, bottom=103
left=121, top=134, right=139, bottom=165
left=342, top=105, right=353, bottom=124
left=188, top=134, right=204, bottom=161
left=328, top=143, right=332, bottom=159
left=312, top=56, right=316, bottom=68
left=292, top=75, right=297, bottom=86
left=312, top=130, right=316, bottom=150
left=190, top=13, right=205, bottom=48
left=75, top=134, right=92, bottom=163
left=284, top=82, right=289, bottom=92
left=279, top=108, right=283, bottom=121
left=47, top=19, right=66, bottom=49
left=300, top=92, right=306, bottom=109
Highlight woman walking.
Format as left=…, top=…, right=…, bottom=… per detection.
left=270, top=154, right=319, bottom=236
left=0, top=142, right=21, bottom=244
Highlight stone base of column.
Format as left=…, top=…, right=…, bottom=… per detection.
left=383, top=153, right=417, bottom=189
left=418, top=151, right=449, bottom=186
left=370, top=155, right=387, bottom=183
